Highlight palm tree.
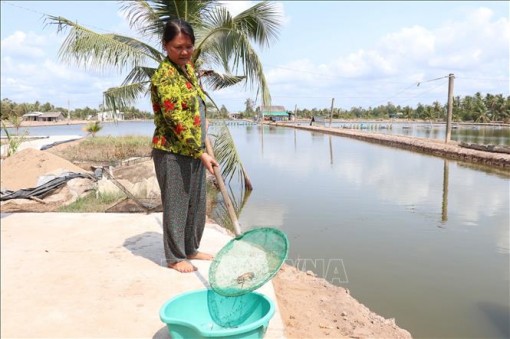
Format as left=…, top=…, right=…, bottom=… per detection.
left=45, top=0, right=281, bottom=111
left=46, top=2, right=283, bottom=230
left=83, top=121, right=103, bottom=137
left=46, top=0, right=281, bottom=197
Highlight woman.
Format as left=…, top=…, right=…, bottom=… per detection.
left=151, top=18, right=218, bottom=273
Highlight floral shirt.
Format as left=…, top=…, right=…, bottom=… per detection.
left=151, top=58, right=206, bottom=158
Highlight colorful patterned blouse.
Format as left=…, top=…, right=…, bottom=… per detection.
left=151, top=58, right=207, bottom=158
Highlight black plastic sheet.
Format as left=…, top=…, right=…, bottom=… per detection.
left=1, top=172, right=96, bottom=201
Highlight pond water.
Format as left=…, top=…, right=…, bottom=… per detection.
left=219, top=124, right=509, bottom=339
left=305, top=121, right=510, bottom=145
left=2, top=120, right=510, bottom=146
left=3, top=120, right=509, bottom=338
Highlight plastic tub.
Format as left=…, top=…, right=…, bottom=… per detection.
left=159, top=289, right=275, bottom=339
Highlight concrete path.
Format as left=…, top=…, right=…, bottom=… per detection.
left=1, top=135, right=83, bottom=157
left=1, top=213, right=285, bottom=338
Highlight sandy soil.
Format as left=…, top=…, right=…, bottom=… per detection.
left=1, top=141, right=413, bottom=338
left=273, top=265, right=411, bottom=338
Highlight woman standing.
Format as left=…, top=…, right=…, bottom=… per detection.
left=151, top=18, right=218, bottom=273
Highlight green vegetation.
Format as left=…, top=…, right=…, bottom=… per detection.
left=1, top=120, right=28, bottom=157
left=291, top=92, right=510, bottom=123
left=0, top=98, right=152, bottom=122
left=83, top=121, right=103, bottom=137
left=57, top=190, right=126, bottom=212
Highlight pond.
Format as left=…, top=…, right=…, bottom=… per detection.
left=216, top=124, right=509, bottom=339
left=2, top=120, right=509, bottom=338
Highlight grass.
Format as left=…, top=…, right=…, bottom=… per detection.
left=57, top=190, right=126, bottom=212
left=51, top=135, right=223, bottom=215
left=50, top=135, right=152, bottom=165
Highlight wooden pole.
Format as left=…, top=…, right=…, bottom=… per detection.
left=445, top=73, right=455, bottom=143
left=205, top=137, right=242, bottom=236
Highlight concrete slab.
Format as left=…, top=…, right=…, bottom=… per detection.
left=1, top=213, right=285, bottom=338
left=18, top=135, right=84, bottom=151
left=1, top=135, right=83, bottom=157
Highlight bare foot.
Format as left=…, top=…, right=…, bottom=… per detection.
left=187, top=251, right=214, bottom=261
left=168, top=261, right=197, bottom=273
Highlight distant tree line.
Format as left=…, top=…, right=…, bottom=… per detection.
left=3, top=92, right=509, bottom=123
left=0, top=98, right=152, bottom=121
left=237, top=93, right=510, bottom=123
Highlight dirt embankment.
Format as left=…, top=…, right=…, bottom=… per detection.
left=276, top=122, right=510, bottom=169
left=273, top=264, right=412, bottom=338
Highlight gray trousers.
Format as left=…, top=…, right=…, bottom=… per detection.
left=152, top=149, right=206, bottom=265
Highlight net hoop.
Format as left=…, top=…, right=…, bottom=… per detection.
left=209, top=227, right=289, bottom=297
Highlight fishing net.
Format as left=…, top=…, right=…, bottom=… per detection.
left=208, top=227, right=289, bottom=297
left=207, top=289, right=269, bottom=328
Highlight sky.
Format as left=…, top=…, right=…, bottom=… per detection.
left=1, top=1, right=509, bottom=113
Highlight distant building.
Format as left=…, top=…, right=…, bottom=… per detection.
left=96, top=110, right=124, bottom=121
left=22, top=112, right=43, bottom=121
left=38, top=112, right=65, bottom=122
left=258, top=105, right=290, bottom=121
left=22, top=112, right=65, bottom=122
left=229, top=112, right=243, bottom=119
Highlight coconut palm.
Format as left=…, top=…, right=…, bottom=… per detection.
left=45, top=0, right=281, bottom=110
left=83, top=121, right=103, bottom=137
left=46, top=0, right=281, bottom=193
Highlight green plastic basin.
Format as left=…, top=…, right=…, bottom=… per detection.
left=159, top=289, right=275, bottom=339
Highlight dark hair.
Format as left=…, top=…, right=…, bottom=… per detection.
left=162, top=18, right=195, bottom=45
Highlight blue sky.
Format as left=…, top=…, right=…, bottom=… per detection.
left=1, top=1, right=509, bottom=113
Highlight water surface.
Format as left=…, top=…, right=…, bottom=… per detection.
left=3, top=121, right=509, bottom=338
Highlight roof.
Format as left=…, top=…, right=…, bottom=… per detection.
left=23, top=112, right=43, bottom=117
left=23, top=112, right=64, bottom=118
left=264, top=111, right=289, bottom=117
left=40, top=112, right=64, bottom=118
left=260, top=105, right=286, bottom=112
left=259, top=105, right=288, bottom=116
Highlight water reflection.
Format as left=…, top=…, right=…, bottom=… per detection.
left=441, top=160, right=449, bottom=225
left=215, top=124, right=509, bottom=339
left=325, top=122, right=510, bottom=145
left=329, top=135, right=334, bottom=165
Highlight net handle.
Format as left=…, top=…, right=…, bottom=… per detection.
left=205, top=136, right=241, bottom=236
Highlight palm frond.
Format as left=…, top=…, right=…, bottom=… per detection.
left=232, top=1, right=281, bottom=48
left=45, top=16, right=155, bottom=72
left=212, top=123, right=253, bottom=190
left=194, top=6, right=232, bottom=70
left=104, top=82, right=149, bottom=111
left=196, top=3, right=278, bottom=106
left=122, top=66, right=158, bottom=85
left=199, top=70, right=246, bottom=90
left=121, top=0, right=218, bottom=41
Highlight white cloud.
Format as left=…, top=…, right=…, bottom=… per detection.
left=378, top=25, right=435, bottom=62
left=1, top=31, right=48, bottom=59
left=262, top=6, right=509, bottom=110
left=1, top=3, right=507, bottom=112
left=220, top=1, right=288, bottom=27
left=219, top=1, right=256, bottom=16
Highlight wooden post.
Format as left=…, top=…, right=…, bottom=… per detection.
left=329, top=98, right=335, bottom=127
left=445, top=73, right=454, bottom=143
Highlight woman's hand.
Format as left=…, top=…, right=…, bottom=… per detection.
left=200, top=152, right=219, bottom=175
